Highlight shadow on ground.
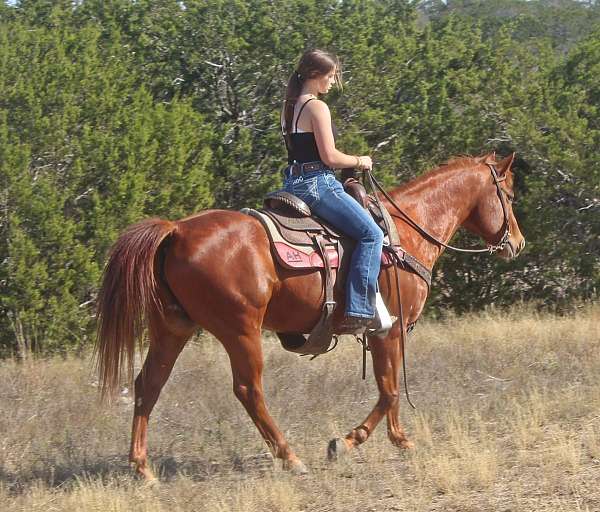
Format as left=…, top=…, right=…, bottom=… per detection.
left=0, top=451, right=276, bottom=494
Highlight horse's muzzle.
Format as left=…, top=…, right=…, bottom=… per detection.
left=498, top=237, right=525, bottom=261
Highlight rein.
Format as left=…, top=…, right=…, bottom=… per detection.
left=368, top=164, right=512, bottom=255
left=362, top=163, right=512, bottom=409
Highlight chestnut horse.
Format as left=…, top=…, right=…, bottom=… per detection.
left=96, top=153, right=525, bottom=479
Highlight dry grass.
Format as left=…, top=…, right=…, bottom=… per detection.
left=1, top=304, right=599, bottom=511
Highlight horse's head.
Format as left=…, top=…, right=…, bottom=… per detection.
left=464, top=153, right=525, bottom=260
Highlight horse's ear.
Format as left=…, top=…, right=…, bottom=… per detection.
left=479, top=151, right=496, bottom=165
left=496, top=152, right=516, bottom=176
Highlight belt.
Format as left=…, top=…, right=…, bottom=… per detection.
left=287, top=161, right=331, bottom=176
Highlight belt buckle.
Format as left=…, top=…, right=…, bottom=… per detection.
left=303, top=161, right=319, bottom=173
left=290, top=163, right=301, bottom=176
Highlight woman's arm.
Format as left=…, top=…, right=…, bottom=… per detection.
left=309, top=100, right=372, bottom=170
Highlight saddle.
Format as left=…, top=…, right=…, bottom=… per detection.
left=241, top=179, right=431, bottom=356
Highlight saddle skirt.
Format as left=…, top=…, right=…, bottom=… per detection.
left=247, top=209, right=342, bottom=269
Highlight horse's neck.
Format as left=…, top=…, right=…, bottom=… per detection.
left=388, top=166, right=483, bottom=269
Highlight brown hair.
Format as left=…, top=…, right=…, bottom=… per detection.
left=281, top=49, right=342, bottom=151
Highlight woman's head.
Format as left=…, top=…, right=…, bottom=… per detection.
left=282, top=49, right=342, bottom=144
left=293, top=49, right=342, bottom=93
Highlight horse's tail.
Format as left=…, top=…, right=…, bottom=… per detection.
left=95, top=218, right=177, bottom=399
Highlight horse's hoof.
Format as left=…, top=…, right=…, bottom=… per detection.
left=327, top=438, right=349, bottom=461
left=142, top=476, right=160, bottom=487
left=132, top=463, right=158, bottom=483
left=283, top=458, right=309, bottom=475
left=391, top=437, right=414, bottom=450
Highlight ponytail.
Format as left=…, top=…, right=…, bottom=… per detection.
left=282, top=71, right=304, bottom=151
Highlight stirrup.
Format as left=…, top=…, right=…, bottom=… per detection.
left=339, top=293, right=393, bottom=336
left=374, top=292, right=393, bottom=333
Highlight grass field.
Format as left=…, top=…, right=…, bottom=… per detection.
left=1, top=305, right=599, bottom=511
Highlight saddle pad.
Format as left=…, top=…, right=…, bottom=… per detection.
left=274, top=241, right=339, bottom=269
left=245, top=209, right=338, bottom=270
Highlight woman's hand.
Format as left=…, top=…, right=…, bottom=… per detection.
left=357, top=156, right=373, bottom=171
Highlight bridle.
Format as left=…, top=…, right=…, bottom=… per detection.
left=363, top=163, right=515, bottom=410
left=367, top=163, right=513, bottom=255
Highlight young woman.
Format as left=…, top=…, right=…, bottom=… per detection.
left=280, top=49, right=384, bottom=333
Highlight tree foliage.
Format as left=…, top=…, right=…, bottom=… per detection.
left=0, top=0, right=598, bottom=355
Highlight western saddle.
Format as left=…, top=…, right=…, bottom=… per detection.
left=241, top=178, right=431, bottom=356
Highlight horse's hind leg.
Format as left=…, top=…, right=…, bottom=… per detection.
left=219, top=327, right=308, bottom=475
left=129, top=314, right=194, bottom=480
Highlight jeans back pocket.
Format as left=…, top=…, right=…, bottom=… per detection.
left=292, top=177, right=320, bottom=207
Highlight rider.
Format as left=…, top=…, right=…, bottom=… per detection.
left=280, top=49, right=384, bottom=333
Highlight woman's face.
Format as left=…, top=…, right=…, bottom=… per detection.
left=316, top=68, right=337, bottom=95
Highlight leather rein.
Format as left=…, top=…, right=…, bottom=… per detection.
left=361, top=163, right=513, bottom=410
left=368, top=163, right=512, bottom=255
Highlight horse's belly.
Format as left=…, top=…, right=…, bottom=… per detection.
left=263, top=269, right=328, bottom=333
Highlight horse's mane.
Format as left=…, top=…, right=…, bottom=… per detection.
left=394, top=154, right=491, bottom=195
left=440, top=154, right=479, bottom=169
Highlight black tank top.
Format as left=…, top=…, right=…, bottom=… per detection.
left=286, top=98, right=337, bottom=164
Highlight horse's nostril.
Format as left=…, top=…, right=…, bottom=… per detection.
left=519, top=239, right=526, bottom=253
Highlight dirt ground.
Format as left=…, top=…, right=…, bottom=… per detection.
left=1, top=305, right=599, bottom=511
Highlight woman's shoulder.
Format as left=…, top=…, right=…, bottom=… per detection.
left=305, top=98, right=330, bottom=117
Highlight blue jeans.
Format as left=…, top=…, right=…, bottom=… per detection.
left=283, top=168, right=384, bottom=318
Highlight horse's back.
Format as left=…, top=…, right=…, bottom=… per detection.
left=173, top=208, right=271, bottom=255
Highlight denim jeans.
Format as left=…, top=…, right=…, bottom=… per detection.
left=283, top=168, right=384, bottom=318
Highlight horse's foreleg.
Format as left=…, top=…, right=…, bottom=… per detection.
left=328, top=330, right=411, bottom=460
left=129, top=323, right=190, bottom=480
left=221, top=329, right=308, bottom=474
left=383, top=333, right=413, bottom=449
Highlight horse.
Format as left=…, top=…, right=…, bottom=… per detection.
left=96, top=152, right=525, bottom=480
